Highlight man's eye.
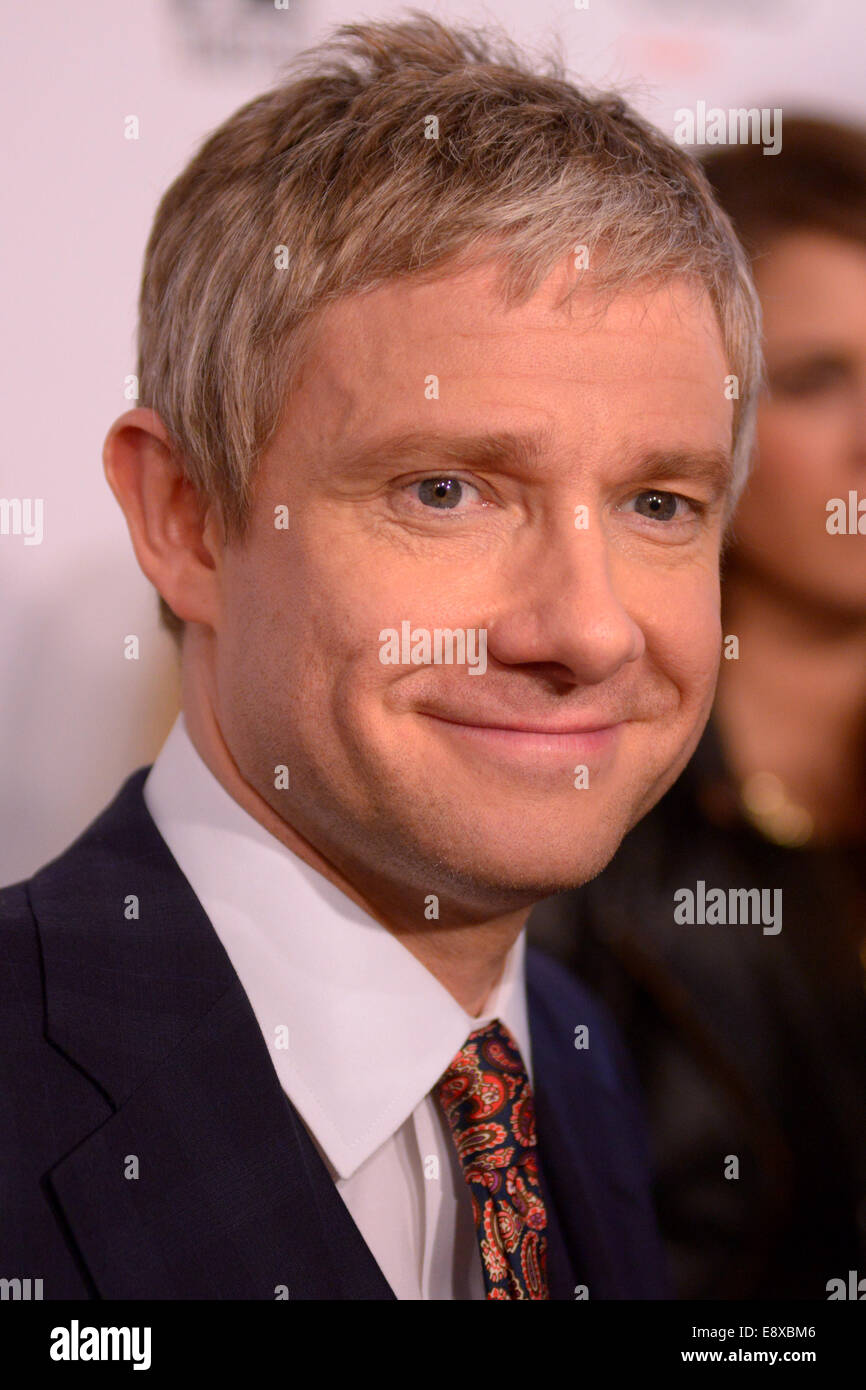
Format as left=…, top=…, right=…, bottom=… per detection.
left=409, top=477, right=480, bottom=510
left=623, top=490, right=689, bottom=522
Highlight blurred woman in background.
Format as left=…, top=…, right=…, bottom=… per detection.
left=529, top=116, right=866, bottom=1299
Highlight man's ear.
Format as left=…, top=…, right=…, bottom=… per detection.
left=102, top=408, right=223, bottom=629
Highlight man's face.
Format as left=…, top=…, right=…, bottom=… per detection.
left=212, top=257, right=732, bottom=917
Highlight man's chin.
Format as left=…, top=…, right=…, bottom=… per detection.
left=410, top=822, right=634, bottom=905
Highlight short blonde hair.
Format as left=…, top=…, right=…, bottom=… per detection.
left=137, top=11, right=763, bottom=637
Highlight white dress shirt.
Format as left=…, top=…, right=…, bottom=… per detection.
left=143, top=713, right=534, bottom=1300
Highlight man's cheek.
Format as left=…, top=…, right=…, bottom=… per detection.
left=682, top=623, right=724, bottom=710
left=650, top=609, right=721, bottom=704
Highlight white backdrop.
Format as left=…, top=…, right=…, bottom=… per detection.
left=2, top=0, right=864, bottom=881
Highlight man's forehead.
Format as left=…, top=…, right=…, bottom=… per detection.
left=308, top=262, right=721, bottom=359
left=281, top=323, right=727, bottom=493
left=291, top=267, right=729, bottom=442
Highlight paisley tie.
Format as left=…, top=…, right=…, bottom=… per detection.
left=434, top=1019, right=550, bottom=1299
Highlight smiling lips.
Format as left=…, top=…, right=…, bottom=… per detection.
left=427, top=714, right=621, bottom=734
left=421, top=710, right=625, bottom=756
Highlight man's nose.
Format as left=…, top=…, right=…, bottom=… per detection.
left=484, top=519, right=646, bottom=685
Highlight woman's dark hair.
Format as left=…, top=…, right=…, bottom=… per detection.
left=701, top=115, right=866, bottom=259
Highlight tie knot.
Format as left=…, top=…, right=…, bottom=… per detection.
left=435, top=1019, right=538, bottom=1157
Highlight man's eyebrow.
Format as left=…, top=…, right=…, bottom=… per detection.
left=324, top=429, right=554, bottom=475
left=625, top=448, right=734, bottom=494
left=325, top=431, right=733, bottom=492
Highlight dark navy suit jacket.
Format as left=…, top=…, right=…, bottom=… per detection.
left=0, top=769, right=671, bottom=1300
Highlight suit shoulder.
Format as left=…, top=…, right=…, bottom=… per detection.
left=0, top=877, right=39, bottom=969
left=526, top=942, right=644, bottom=1102
left=526, top=941, right=624, bottom=1040
left=0, top=878, right=50, bottom=1085
left=526, top=940, right=606, bottom=1011
left=0, top=768, right=151, bottom=1047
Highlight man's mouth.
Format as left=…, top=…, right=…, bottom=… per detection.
left=418, top=710, right=627, bottom=760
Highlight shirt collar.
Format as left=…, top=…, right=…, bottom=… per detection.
left=142, top=714, right=532, bottom=1179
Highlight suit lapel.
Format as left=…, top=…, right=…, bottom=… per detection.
left=30, top=770, right=395, bottom=1300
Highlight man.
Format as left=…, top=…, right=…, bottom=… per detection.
left=0, top=15, right=761, bottom=1299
